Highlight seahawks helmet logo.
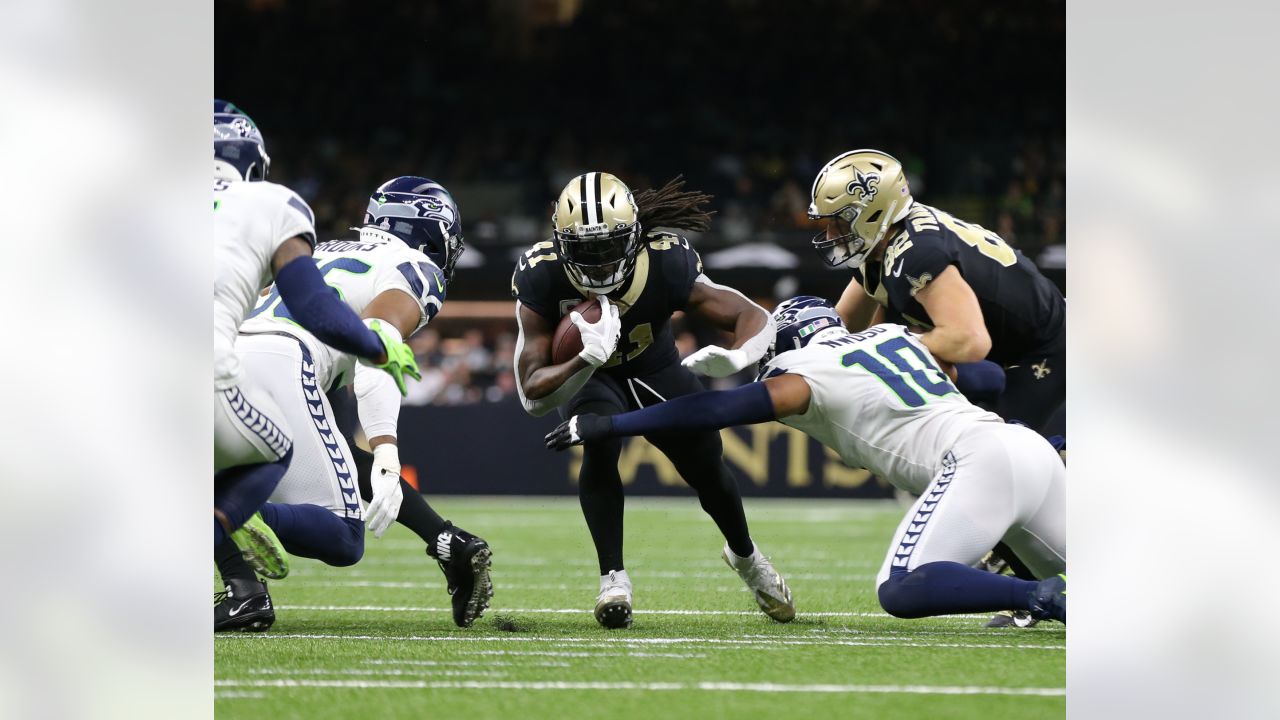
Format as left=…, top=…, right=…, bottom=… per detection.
left=846, top=169, right=879, bottom=203
left=410, top=197, right=445, bottom=216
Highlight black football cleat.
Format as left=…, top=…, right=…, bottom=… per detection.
left=1027, top=574, right=1067, bottom=624
left=214, top=577, right=274, bottom=632
left=432, top=523, right=493, bottom=628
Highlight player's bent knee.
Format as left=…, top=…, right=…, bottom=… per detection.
left=877, top=573, right=929, bottom=619
left=323, top=517, right=366, bottom=567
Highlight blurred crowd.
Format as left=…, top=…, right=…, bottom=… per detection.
left=401, top=326, right=518, bottom=406
left=221, top=0, right=1063, bottom=405
left=219, top=0, right=1065, bottom=259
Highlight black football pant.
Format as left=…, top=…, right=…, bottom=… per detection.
left=562, top=363, right=755, bottom=575
left=998, top=344, right=1066, bottom=439
left=993, top=338, right=1065, bottom=579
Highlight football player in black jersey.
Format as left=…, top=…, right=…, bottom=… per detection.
left=809, top=150, right=1066, bottom=628
left=810, top=150, right=1065, bottom=438
left=512, top=172, right=794, bottom=628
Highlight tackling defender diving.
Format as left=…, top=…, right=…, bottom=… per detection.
left=547, top=297, right=1066, bottom=624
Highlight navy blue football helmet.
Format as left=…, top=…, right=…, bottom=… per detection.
left=363, top=177, right=465, bottom=284
left=214, top=98, right=246, bottom=116
left=214, top=101, right=270, bottom=182
left=767, top=295, right=845, bottom=362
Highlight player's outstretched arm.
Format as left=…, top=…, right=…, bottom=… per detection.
left=911, top=265, right=992, bottom=363
left=681, top=276, right=775, bottom=378
left=545, top=374, right=812, bottom=450
left=270, top=236, right=389, bottom=364
left=514, top=299, right=620, bottom=416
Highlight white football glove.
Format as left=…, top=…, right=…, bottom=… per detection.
left=682, top=345, right=751, bottom=378
left=572, top=295, right=622, bottom=367
left=365, top=444, right=404, bottom=538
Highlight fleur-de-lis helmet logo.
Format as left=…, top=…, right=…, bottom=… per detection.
left=846, top=169, right=879, bottom=204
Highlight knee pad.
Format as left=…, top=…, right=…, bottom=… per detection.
left=877, top=571, right=925, bottom=619
left=325, top=517, right=365, bottom=567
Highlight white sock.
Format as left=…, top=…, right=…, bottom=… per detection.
left=600, top=569, right=631, bottom=589
left=727, top=543, right=760, bottom=566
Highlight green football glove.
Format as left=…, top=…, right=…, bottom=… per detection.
left=366, top=319, right=421, bottom=396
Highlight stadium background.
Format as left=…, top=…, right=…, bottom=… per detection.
left=216, top=0, right=1064, bottom=497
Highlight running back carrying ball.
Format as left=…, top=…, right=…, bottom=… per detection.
left=551, top=298, right=602, bottom=365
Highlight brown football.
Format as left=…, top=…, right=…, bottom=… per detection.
left=551, top=298, right=602, bottom=365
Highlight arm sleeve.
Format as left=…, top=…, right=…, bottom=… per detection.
left=355, top=362, right=402, bottom=439
left=692, top=273, right=774, bottom=363
left=378, top=256, right=446, bottom=333
left=513, top=300, right=595, bottom=417
left=274, top=255, right=384, bottom=360
left=606, top=382, right=776, bottom=437
left=954, top=360, right=1006, bottom=402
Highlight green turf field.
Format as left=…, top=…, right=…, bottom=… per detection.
left=215, top=496, right=1064, bottom=719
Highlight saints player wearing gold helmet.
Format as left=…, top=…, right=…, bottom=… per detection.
left=512, top=173, right=795, bottom=629
left=809, top=149, right=1066, bottom=628
left=809, top=149, right=1064, bottom=437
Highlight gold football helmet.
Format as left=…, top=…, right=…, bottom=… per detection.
left=808, top=149, right=913, bottom=267
left=552, top=171, right=641, bottom=292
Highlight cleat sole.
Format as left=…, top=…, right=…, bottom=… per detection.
left=458, top=547, right=493, bottom=628
left=232, top=519, right=289, bottom=580
left=595, top=601, right=632, bottom=629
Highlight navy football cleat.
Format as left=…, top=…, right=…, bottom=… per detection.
left=432, top=523, right=493, bottom=628
left=214, top=577, right=274, bottom=632
left=1027, top=574, right=1066, bottom=624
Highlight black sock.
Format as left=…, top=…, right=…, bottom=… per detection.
left=352, top=447, right=450, bottom=556
left=398, top=480, right=451, bottom=557
left=215, top=538, right=257, bottom=585
left=579, top=438, right=627, bottom=575
left=658, top=434, right=754, bottom=558
left=694, top=471, right=754, bottom=559
left=993, top=541, right=1038, bottom=580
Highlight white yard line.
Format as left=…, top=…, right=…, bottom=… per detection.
left=214, top=691, right=265, bottom=700
left=362, top=658, right=572, bottom=668
left=248, top=668, right=510, bottom=678
left=288, top=570, right=875, bottom=581
left=216, top=633, right=1062, bottom=651
left=278, top=604, right=986, bottom=620
left=213, top=678, right=1063, bottom=697
left=464, top=650, right=707, bottom=659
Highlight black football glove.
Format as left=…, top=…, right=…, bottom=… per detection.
left=545, top=413, right=613, bottom=451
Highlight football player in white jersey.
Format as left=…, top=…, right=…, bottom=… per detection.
left=547, top=296, right=1066, bottom=623
left=213, top=102, right=419, bottom=603
left=216, top=176, right=493, bottom=631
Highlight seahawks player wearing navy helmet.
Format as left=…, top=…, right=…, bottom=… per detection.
left=348, top=178, right=492, bottom=629
left=810, top=150, right=1065, bottom=439
left=213, top=104, right=422, bottom=631
left=547, top=296, right=1066, bottom=626
left=217, top=176, right=493, bottom=631
left=513, top=174, right=795, bottom=628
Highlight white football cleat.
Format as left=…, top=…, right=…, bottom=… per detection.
left=723, top=543, right=796, bottom=622
left=594, top=569, right=633, bottom=629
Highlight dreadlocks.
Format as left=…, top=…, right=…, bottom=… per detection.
left=633, top=176, right=716, bottom=233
